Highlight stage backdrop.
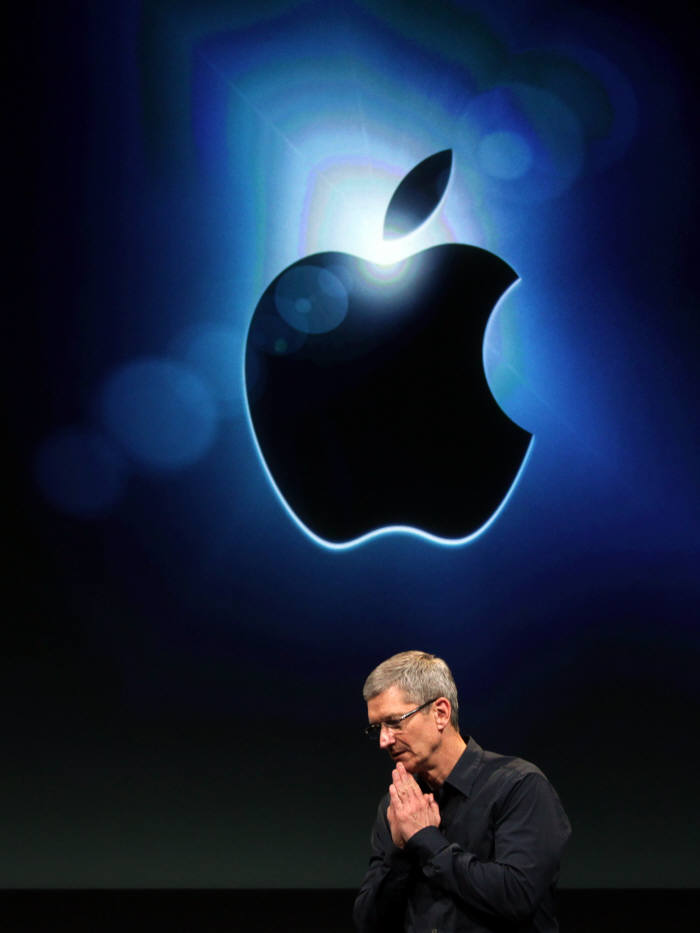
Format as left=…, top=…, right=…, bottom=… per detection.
left=6, top=0, right=699, bottom=889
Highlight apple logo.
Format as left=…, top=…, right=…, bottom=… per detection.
left=244, top=150, right=531, bottom=546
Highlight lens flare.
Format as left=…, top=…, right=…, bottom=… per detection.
left=99, top=358, right=218, bottom=470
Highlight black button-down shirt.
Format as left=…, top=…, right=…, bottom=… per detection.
left=353, top=737, right=571, bottom=932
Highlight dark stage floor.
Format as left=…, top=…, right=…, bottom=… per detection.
left=2, top=889, right=698, bottom=932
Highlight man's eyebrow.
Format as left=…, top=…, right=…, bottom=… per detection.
left=368, top=712, right=403, bottom=725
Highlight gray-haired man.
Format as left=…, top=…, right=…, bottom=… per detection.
left=354, top=651, right=571, bottom=933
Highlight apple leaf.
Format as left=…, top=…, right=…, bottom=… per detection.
left=383, top=149, right=453, bottom=240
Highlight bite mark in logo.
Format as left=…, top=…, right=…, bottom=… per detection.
left=245, top=150, right=532, bottom=547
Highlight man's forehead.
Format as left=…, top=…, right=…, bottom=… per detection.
left=367, top=684, right=412, bottom=718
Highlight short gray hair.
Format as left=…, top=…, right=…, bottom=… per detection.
left=362, top=650, right=459, bottom=729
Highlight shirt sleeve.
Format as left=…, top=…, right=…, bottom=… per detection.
left=404, top=772, right=571, bottom=924
left=353, top=795, right=414, bottom=933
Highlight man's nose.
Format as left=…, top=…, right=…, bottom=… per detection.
left=379, top=724, right=395, bottom=749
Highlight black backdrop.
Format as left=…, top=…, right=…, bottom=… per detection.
left=6, top=0, right=699, bottom=897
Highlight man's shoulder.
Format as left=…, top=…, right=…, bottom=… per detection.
left=477, top=745, right=550, bottom=795
left=445, top=737, right=551, bottom=801
left=482, top=746, right=545, bottom=777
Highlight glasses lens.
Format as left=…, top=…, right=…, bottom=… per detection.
left=365, top=724, right=381, bottom=742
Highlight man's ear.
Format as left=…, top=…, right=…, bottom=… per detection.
left=433, top=697, right=451, bottom=731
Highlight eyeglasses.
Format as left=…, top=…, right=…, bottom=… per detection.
left=363, top=697, right=438, bottom=742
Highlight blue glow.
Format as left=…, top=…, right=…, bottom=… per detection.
left=202, top=8, right=599, bottom=549
left=460, top=84, right=584, bottom=202
left=478, top=131, right=533, bottom=180
left=482, top=280, right=531, bottom=427
left=274, top=265, right=348, bottom=333
left=34, top=428, right=127, bottom=517
left=99, top=358, right=218, bottom=469
left=173, top=323, right=247, bottom=417
left=118, top=2, right=644, bottom=551
left=551, top=43, right=639, bottom=171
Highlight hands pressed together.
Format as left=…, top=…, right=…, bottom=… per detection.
left=387, top=761, right=441, bottom=848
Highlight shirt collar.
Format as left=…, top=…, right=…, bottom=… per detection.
left=443, top=736, right=484, bottom=798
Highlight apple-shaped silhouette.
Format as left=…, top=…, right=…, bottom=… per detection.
left=245, top=150, right=531, bottom=545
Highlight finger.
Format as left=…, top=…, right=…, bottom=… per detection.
left=389, top=783, right=406, bottom=816
left=393, top=768, right=416, bottom=804
left=397, top=761, right=413, bottom=783
left=397, top=763, right=422, bottom=799
left=397, top=762, right=418, bottom=787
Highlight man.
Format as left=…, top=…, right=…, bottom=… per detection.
left=354, top=651, right=571, bottom=933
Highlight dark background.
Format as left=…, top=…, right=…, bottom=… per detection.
left=6, top=0, right=699, bottom=895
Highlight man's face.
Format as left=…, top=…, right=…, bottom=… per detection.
left=366, top=684, right=440, bottom=776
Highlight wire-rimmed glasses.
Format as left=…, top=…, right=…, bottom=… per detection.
left=363, top=697, right=438, bottom=742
